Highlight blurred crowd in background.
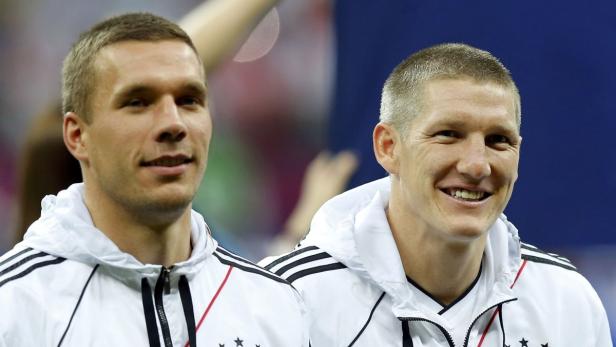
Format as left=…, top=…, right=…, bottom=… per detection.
left=0, top=0, right=615, bottom=341
left=0, top=0, right=336, bottom=260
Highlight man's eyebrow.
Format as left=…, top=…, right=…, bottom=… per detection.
left=113, top=81, right=208, bottom=100
left=113, top=84, right=155, bottom=100
left=425, top=118, right=519, bottom=136
left=181, top=81, right=207, bottom=96
left=488, top=124, right=520, bottom=137
left=427, top=119, right=466, bottom=129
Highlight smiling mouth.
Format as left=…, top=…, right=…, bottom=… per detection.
left=141, top=156, right=193, bottom=167
left=441, top=188, right=492, bottom=202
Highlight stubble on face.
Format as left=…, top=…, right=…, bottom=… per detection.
left=82, top=40, right=211, bottom=227
left=390, top=78, right=520, bottom=244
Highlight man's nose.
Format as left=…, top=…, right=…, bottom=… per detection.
left=155, top=96, right=187, bottom=143
left=456, top=136, right=491, bottom=180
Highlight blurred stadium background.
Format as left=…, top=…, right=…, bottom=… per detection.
left=0, top=0, right=613, bottom=341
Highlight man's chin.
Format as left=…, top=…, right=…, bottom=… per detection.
left=134, top=187, right=196, bottom=219
left=440, top=219, right=493, bottom=243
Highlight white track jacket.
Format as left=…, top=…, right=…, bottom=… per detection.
left=263, top=177, right=612, bottom=346
left=0, top=184, right=309, bottom=347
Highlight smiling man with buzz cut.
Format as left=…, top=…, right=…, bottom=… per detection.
left=0, top=12, right=308, bottom=347
left=263, top=43, right=612, bottom=346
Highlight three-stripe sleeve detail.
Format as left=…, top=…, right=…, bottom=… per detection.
left=213, top=247, right=290, bottom=285
left=520, top=243, right=577, bottom=271
left=0, top=247, right=66, bottom=289
left=263, top=246, right=346, bottom=283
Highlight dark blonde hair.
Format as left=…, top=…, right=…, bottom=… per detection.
left=62, top=12, right=200, bottom=122
left=380, top=43, right=521, bottom=135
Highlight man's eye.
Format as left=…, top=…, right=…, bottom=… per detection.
left=124, top=99, right=146, bottom=108
left=434, top=130, right=459, bottom=138
left=177, top=96, right=202, bottom=106
left=486, top=134, right=511, bottom=145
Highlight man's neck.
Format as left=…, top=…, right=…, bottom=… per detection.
left=84, top=187, right=193, bottom=268
left=387, top=205, right=486, bottom=306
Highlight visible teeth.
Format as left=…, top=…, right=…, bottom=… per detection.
left=450, top=189, right=484, bottom=201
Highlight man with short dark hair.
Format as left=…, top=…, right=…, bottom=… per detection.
left=263, top=43, right=611, bottom=346
left=0, top=13, right=308, bottom=347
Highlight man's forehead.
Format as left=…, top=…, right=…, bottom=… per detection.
left=94, top=40, right=205, bottom=88
left=416, top=78, right=518, bottom=130
left=423, top=77, right=513, bottom=98
left=95, top=39, right=204, bottom=76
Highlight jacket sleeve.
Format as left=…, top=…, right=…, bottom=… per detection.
left=293, top=286, right=312, bottom=347
left=593, top=305, right=613, bottom=346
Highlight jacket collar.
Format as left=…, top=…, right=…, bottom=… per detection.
left=21, top=183, right=217, bottom=287
left=304, top=177, right=522, bottom=325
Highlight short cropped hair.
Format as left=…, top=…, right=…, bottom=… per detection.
left=62, top=12, right=200, bottom=122
left=380, top=43, right=521, bottom=136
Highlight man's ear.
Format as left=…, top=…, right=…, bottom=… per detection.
left=63, top=112, right=89, bottom=164
left=373, top=122, right=400, bottom=176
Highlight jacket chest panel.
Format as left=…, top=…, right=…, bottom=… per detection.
left=186, top=276, right=302, bottom=347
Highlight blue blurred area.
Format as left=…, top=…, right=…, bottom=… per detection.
left=330, top=1, right=616, bottom=340
left=564, top=245, right=616, bottom=342
left=329, top=0, right=616, bottom=249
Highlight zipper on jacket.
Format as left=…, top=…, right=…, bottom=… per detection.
left=461, top=298, right=517, bottom=347
left=400, top=298, right=518, bottom=347
left=399, top=317, right=455, bottom=347
left=163, top=267, right=171, bottom=294
left=154, top=266, right=174, bottom=347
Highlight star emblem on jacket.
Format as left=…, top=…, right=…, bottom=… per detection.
left=519, top=338, right=528, bottom=347
left=218, top=337, right=262, bottom=347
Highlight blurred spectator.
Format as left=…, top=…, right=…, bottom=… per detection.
left=268, top=150, right=357, bottom=255
left=9, top=0, right=345, bottom=261
left=1, top=1, right=335, bottom=259
left=13, top=102, right=80, bottom=244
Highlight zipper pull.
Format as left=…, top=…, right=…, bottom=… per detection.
left=162, top=267, right=171, bottom=295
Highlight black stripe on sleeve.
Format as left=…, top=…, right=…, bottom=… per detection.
left=0, top=251, right=49, bottom=277
left=286, top=262, right=347, bottom=283
left=213, top=252, right=290, bottom=285
left=520, top=243, right=573, bottom=264
left=57, top=264, right=99, bottom=347
left=274, top=252, right=331, bottom=276
left=215, top=247, right=259, bottom=268
left=521, top=254, right=577, bottom=272
left=0, top=257, right=66, bottom=289
left=0, top=247, right=33, bottom=268
left=262, top=246, right=320, bottom=271
left=348, top=292, right=386, bottom=347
